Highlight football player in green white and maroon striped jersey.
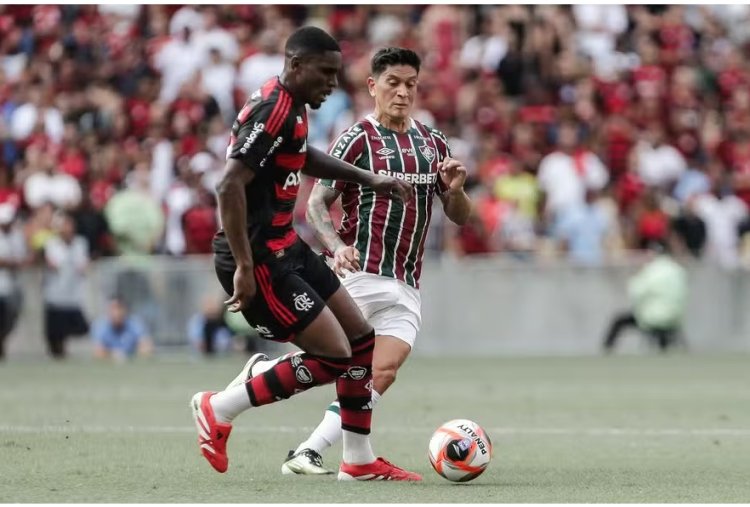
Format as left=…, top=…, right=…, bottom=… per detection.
left=278, top=47, right=473, bottom=475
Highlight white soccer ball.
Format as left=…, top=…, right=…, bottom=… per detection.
left=428, top=419, right=492, bottom=482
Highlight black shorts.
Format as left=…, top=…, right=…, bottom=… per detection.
left=213, top=235, right=341, bottom=342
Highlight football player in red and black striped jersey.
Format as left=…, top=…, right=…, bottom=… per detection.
left=190, top=26, right=420, bottom=481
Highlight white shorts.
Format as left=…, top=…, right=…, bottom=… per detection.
left=340, top=271, right=421, bottom=348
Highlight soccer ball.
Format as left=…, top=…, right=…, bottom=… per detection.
left=428, top=419, right=492, bottom=482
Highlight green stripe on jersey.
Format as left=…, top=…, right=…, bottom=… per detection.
left=377, top=133, right=406, bottom=278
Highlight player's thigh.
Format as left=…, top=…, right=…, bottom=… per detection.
left=292, top=304, right=351, bottom=358
left=298, top=243, right=371, bottom=341
left=325, top=285, right=372, bottom=342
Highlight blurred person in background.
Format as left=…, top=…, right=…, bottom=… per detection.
left=603, top=241, right=688, bottom=353
left=104, top=164, right=165, bottom=256
left=187, top=295, right=233, bottom=356
left=42, top=211, right=89, bottom=359
left=92, top=296, right=153, bottom=361
left=537, top=120, right=609, bottom=235
left=0, top=203, right=27, bottom=359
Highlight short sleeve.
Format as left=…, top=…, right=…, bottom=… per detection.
left=227, top=101, right=286, bottom=174
left=320, top=126, right=366, bottom=192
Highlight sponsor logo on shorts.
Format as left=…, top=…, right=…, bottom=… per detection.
left=293, top=292, right=315, bottom=312
left=295, top=365, right=313, bottom=384
left=347, top=366, right=367, bottom=380
left=255, top=325, right=274, bottom=339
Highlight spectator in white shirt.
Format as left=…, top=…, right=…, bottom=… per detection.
left=236, top=30, right=284, bottom=96
left=43, top=212, right=90, bottom=359
left=200, top=47, right=237, bottom=124
left=693, top=178, right=749, bottom=269
left=0, top=203, right=27, bottom=360
left=537, top=120, right=609, bottom=230
left=9, top=85, right=64, bottom=143
left=632, top=122, right=688, bottom=190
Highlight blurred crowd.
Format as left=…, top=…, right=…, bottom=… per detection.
left=1, top=4, right=750, bottom=271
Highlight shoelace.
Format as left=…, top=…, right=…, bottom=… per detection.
left=302, top=450, right=324, bottom=467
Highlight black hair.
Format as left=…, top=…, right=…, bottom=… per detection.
left=371, top=47, right=421, bottom=76
left=284, top=26, right=340, bottom=57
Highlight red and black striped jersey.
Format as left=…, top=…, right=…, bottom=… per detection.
left=223, top=77, right=308, bottom=260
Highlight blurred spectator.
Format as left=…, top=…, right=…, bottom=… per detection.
left=187, top=295, right=233, bottom=356
left=0, top=203, right=27, bottom=359
left=236, top=29, right=284, bottom=96
left=92, top=296, right=153, bottom=361
left=693, top=175, right=749, bottom=269
left=42, top=211, right=89, bottom=359
left=538, top=120, right=609, bottom=231
left=555, top=189, right=615, bottom=266
left=670, top=194, right=707, bottom=260
left=104, top=164, right=165, bottom=256
left=631, top=122, right=687, bottom=190
left=603, top=242, right=688, bottom=353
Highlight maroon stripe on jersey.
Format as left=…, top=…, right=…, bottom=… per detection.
left=255, top=265, right=296, bottom=325
left=393, top=131, right=420, bottom=282
left=276, top=153, right=306, bottom=169
left=267, top=92, right=291, bottom=137
left=266, top=228, right=298, bottom=252
left=359, top=121, right=390, bottom=273
left=274, top=181, right=299, bottom=201
left=271, top=209, right=293, bottom=227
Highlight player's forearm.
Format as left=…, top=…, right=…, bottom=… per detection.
left=303, top=146, right=377, bottom=186
left=443, top=189, right=472, bottom=225
left=217, top=181, right=254, bottom=269
left=306, top=198, right=346, bottom=254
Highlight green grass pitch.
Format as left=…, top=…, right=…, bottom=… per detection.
left=1, top=354, right=749, bottom=502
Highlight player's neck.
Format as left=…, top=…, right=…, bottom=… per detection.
left=278, top=72, right=303, bottom=104
left=373, top=111, right=410, bottom=133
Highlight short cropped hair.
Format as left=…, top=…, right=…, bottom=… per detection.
left=285, top=26, right=340, bottom=57
left=371, top=47, right=421, bottom=76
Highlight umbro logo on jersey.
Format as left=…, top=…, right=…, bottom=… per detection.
left=376, top=147, right=395, bottom=156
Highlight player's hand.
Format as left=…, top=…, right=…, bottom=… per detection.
left=225, top=265, right=256, bottom=312
left=371, top=175, right=414, bottom=203
left=332, top=245, right=361, bottom=277
left=438, top=157, right=467, bottom=191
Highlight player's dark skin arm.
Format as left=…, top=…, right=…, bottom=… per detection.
left=303, top=146, right=413, bottom=202
left=215, top=158, right=256, bottom=312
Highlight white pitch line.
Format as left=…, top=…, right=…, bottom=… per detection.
left=1, top=425, right=749, bottom=437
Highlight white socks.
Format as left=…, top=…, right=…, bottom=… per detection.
left=210, top=384, right=251, bottom=423
left=295, top=401, right=342, bottom=454
left=297, top=390, right=382, bottom=464
left=342, top=430, right=376, bottom=465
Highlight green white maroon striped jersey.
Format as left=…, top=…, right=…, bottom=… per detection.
left=317, top=114, right=451, bottom=288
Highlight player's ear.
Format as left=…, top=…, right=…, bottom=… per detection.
left=289, top=55, right=302, bottom=72
left=367, top=76, right=376, bottom=97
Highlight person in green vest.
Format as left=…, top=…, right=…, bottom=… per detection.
left=603, top=241, right=688, bottom=352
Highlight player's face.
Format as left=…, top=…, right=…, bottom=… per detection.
left=369, top=65, right=419, bottom=121
left=297, top=51, right=342, bottom=110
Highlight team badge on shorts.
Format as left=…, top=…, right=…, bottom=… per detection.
left=293, top=292, right=315, bottom=312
